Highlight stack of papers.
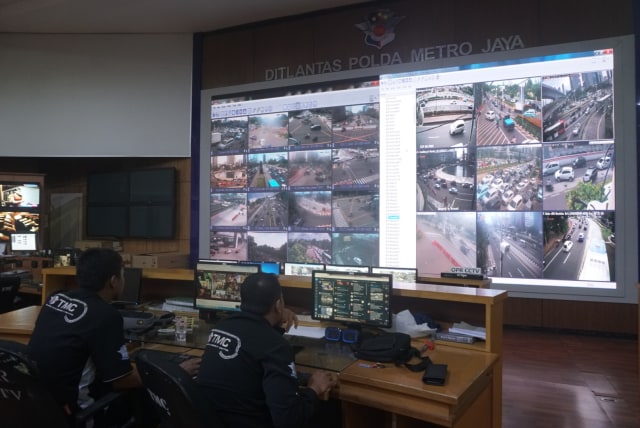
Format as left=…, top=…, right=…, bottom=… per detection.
left=284, top=325, right=326, bottom=339
left=449, top=321, right=486, bottom=340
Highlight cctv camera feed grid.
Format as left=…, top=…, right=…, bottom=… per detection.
left=312, top=272, right=392, bottom=328
left=0, top=182, right=40, bottom=247
left=195, top=262, right=260, bottom=312
left=208, top=48, right=616, bottom=288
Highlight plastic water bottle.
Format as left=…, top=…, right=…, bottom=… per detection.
left=175, top=317, right=187, bottom=343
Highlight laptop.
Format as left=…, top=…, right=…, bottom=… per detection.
left=112, top=267, right=144, bottom=308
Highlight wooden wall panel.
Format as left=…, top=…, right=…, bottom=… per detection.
left=505, top=297, right=637, bottom=334
left=200, top=0, right=633, bottom=89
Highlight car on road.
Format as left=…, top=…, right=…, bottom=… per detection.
left=578, top=233, right=585, bottom=242
left=287, top=137, right=300, bottom=145
left=507, top=194, right=524, bottom=211
left=310, top=124, right=321, bottom=131
left=555, top=166, right=574, bottom=182
left=596, top=156, right=612, bottom=170
left=543, top=161, right=560, bottom=176
left=523, top=109, right=536, bottom=117
left=572, top=156, right=586, bottom=168
left=501, top=189, right=515, bottom=205
left=485, top=110, right=496, bottom=120
left=583, top=167, right=598, bottom=183
left=353, top=257, right=363, bottom=265
left=448, top=187, right=458, bottom=194
left=434, top=183, right=441, bottom=189
left=484, top=195, right=501, bottom=210
left=563, top=241, right=574, bottom=252
left=448, top=119, right=465, bottom=135
left=572, top=123, right=581, bottom=136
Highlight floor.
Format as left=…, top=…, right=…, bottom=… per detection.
left=502, top=327, right=639, bottom=428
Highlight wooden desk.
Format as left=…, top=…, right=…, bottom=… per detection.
left=0, top=305, right=39, bottom=344
left=38, top=269, right=507, bottom=427
left=340, top=346, right=498, bottom=428
left=18, top=284, right=42, bottom=296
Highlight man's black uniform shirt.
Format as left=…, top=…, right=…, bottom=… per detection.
left=197, top=312, right=318, bottom=428
left=28, top=288, right=133, bottom=411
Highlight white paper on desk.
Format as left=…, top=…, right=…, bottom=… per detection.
left=449, top=321, right=486, bottom=340
left=285, top=325, right=326, bottom=339
left=382, top=310, right=436, bottom=338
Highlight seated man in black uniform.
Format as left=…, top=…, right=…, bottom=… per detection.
left=197, top=272, right=335, bottom=428
left=28, top=247, right=199, bottom=427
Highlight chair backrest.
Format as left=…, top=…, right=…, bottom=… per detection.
left=0, top=275, right=21, bottom=314
left=135, top=349, right=223, bottom=428
left=0, top=339, right=72, bottom=428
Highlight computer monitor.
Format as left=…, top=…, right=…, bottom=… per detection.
left=194, top=260, right=260, bottom=313
left=10, top=233, right=37, bottom=252
left=311, top=270, right=393, bottom=328
left=283, top=262, right=325, bottom=276
left=324, top=264, right=369, bottom=274
left=370, top=267, right=418, bottom=286
left=239, top=260, right=280, bottom=275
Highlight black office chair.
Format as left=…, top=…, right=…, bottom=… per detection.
left=0, top=339, right=134, bottom=428
left=0, top=274, right=21, bottom=313
left=135, top=349, right=225, bottom=428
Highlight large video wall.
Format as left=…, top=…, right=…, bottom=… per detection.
left=199, top=36, right=636, bottom=300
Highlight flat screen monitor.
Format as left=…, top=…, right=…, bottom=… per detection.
left=325, top=264, right=369, bottom=274
left=370, top=267, right=418, bottom=285
left=238, top=260, right=280, bottom=274
left=284, top=262, right=325, bottom=276
left=10, top=233, right=37, bottom=252
left=0, top=183, right=40, bottom=209
left=311, top=270, right=393, bottom=328
left=194, top=260, right=260, bottom=312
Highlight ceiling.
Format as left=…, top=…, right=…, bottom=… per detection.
left=0, top=0, right=371, bottom=34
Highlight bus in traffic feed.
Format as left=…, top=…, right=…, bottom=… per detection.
left=543, top=120, right=566, bottom=141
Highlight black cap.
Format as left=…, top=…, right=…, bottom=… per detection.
left=240, top=273, right=282, bottom=315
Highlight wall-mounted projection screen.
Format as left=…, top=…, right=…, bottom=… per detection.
left=0, top=34, right=193, bottom=157
left=199, top=36, right=637, bottom=303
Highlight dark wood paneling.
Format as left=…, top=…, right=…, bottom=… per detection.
left=542, top=300, right=637, bottom=334
left=505, top=297, right=638, bottom=334
left=504, top=297, right=543, bottom=327
left=201, top=0, right=633, bottom=89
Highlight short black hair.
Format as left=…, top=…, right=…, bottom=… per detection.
left=240, top=273, right=282, bottom=315
left=76, top=248, right=123, bottom=291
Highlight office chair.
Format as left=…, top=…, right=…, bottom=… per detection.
left=135, top=349, right=225, bottom=428
left=0, top=274, right=21, bottom=314
left=0, top=339, right=134, bottom=428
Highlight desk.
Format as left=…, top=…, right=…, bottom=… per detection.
left=340, top=346, right=498, bottom=428
left=0, top=305, right=499, bottom=428
left=0, top=305, right=39, bottom=344
left=37, top=271, right=506, bottom=427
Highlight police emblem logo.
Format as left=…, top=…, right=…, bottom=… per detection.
left=355, top=9, right=404, bottom=50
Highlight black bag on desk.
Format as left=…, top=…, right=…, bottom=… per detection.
left=353, top=332, right=416, bottom=363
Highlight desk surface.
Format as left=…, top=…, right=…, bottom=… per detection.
left=0, top=305, right=39, bottom=334
left=0, top=305, right=498, bottom=427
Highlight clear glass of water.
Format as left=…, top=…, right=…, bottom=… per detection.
left=175, top=316, right=187, bottom=342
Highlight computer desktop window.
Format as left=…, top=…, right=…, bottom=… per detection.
left=311, top=270, right=393, bottom=328
left=195, top=261, right=260, bottom=312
